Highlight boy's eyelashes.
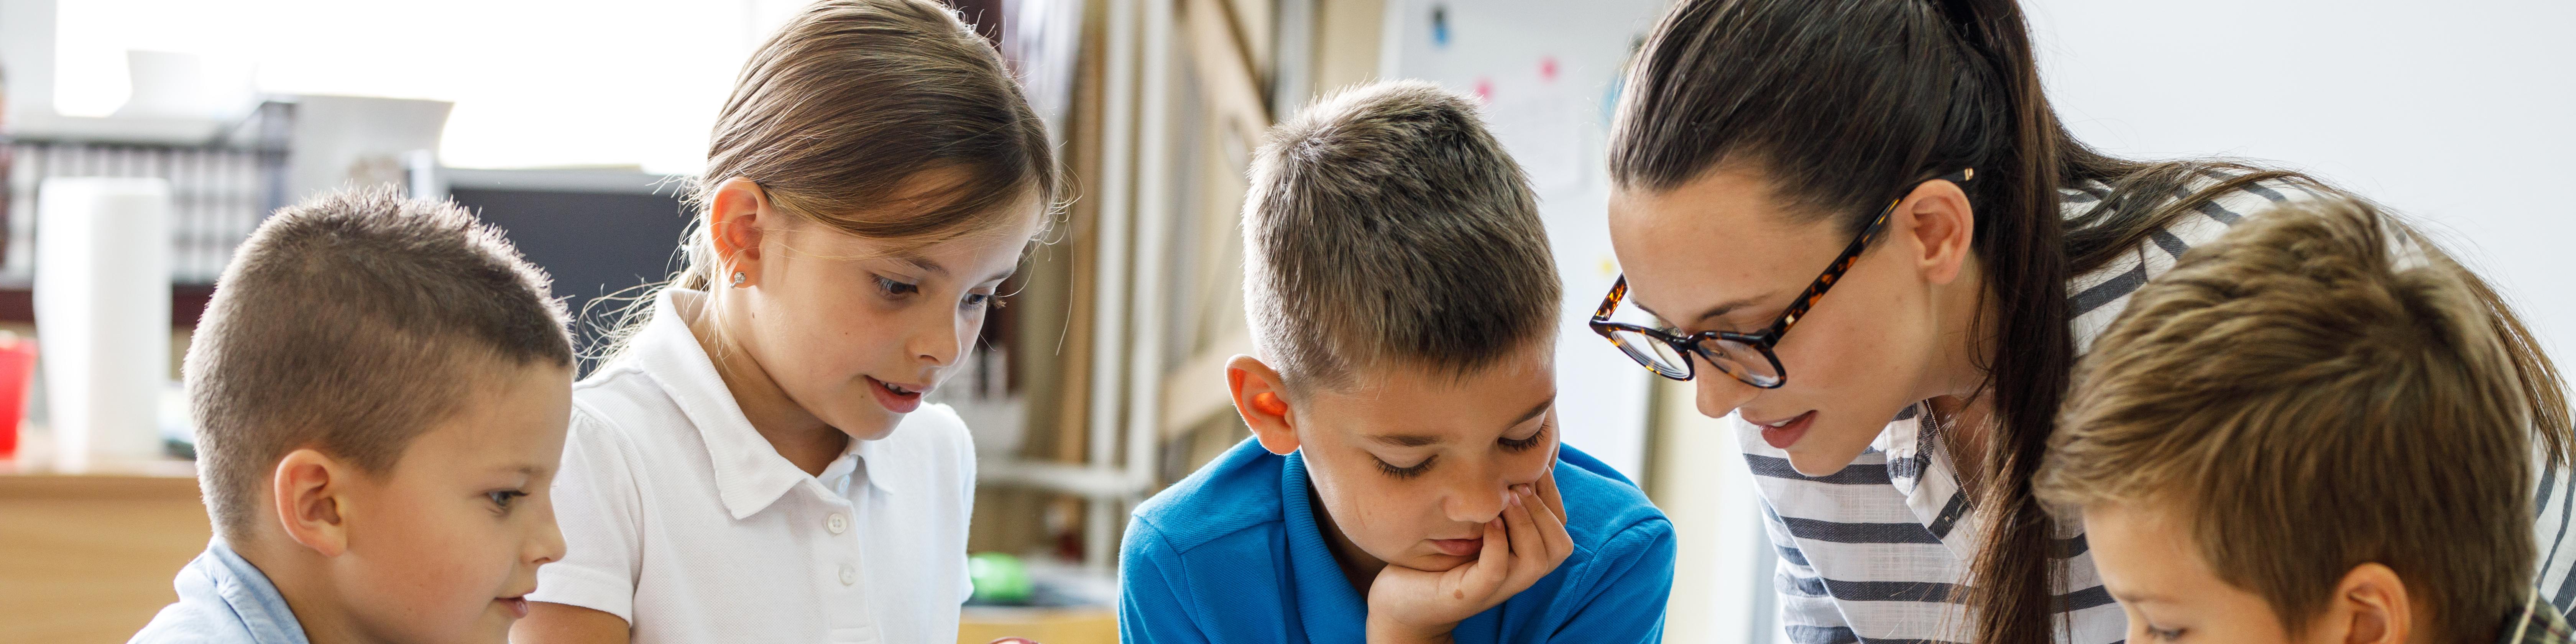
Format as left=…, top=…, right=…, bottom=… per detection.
left=1369, top=421, right=1556, bottom=478
left=1375, top=454, right=1434, bottom=479
left=485, top=489, right=529, bottom=514
left=1500, top=420, right=1553, bottom=453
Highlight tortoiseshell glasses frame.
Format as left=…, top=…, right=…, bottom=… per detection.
left=1589, top=168, right=1974, bottom=388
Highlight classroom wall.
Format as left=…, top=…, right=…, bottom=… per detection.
left=2025, top=0, right=2576, bottom=361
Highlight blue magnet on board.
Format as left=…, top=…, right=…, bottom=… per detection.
left=1431, top=6, right=1450, bottom=47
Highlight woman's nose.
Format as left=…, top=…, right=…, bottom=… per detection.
left=1695, top=371, right=1759, bottom=419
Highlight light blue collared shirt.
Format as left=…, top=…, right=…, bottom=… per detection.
left=128, top=539, right=311, bottom=644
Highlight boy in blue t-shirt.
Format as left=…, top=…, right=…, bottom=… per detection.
left=1119, top=80, right=1677, bottom=644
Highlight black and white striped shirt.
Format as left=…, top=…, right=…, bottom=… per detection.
left=1744, top=174, right=2576, bottom=644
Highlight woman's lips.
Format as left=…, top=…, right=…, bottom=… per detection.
left=1429, top=537, right=1484, bottom=557
left=1755, top=410, right=1817, bottom=449
left=867, top=376, right=925, bottom=414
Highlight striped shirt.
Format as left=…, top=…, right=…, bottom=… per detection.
left=1744, top=174, right=2576, bottom=644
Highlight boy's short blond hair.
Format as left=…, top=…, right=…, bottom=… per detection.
left=1242, top=80, right=1558, bottom=391
left=188, top=188, right=573, bottom=543
left=2036, top=196, right=2572, bottom=640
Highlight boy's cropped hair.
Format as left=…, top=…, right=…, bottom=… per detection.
left=2036, top=196, right=2574, bottom=640
left=1242, top=80, right=1558, bottom=391
left=187, top=187, right=574, bottom=542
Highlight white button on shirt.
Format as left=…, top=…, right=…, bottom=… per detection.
left=529, top=290, right=976, bottom=644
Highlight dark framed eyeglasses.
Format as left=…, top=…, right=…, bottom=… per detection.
left=1590, top=168, right=1973, bottom=388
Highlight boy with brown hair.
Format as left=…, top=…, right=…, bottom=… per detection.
left=131, top=188, right=577, bottom=644
left=1118, top=80, right=1675, bottom=644
left=2037, top=196, right=2576, bottom=644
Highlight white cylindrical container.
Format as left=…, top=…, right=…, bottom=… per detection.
left=36, top=177, right=173, bottom=471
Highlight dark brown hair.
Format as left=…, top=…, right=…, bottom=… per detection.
left=1244, top=80, right=1559, bottom=391
left=1608, top=1, right=2330, bottom=641
left=188, top=187, right=573, bottom=543
left=674, top=0, right=1058, bottom=292
left=2038, top=196, right=2573, bottom=641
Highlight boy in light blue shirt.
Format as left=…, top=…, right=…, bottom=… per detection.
left=1119, top=81, right=1677, bottom=644
left=130, top=189, right=575, bottom=644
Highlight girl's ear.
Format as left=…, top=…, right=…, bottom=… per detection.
left=708, top=177, right=773, bottom=287
left=1898, top=177, right=1977, bottom=286
left=2317, top=563, right=2412, bottom=644
left=271, top=448, right=354, bottom=558
left=1227, top=355, right=1300, bottom=455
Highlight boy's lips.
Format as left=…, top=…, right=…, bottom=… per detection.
left=1749, top=410, right=1816, bottom=449
left=867, top=376, right=926, bottom=414
left=1429, top=537, right=1484, bottom=557
left=496, top=596, right=529, bottom=619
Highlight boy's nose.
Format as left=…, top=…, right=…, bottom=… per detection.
left=531, top=501, right=568, bottom=566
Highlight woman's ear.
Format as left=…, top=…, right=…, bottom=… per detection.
left=1898, top=177, right=1977, bottom=286
left=2313, top=563, right=2412, bottom=644
left=270, top=449, right=354, bottom=558
left=707, top=177, right=772, bottom=288
left=1226, top=355, right=1300, bottom=455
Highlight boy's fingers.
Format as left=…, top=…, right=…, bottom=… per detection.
left=1537, top=466, right=1567, bottom=521
left=1530, top=485, right=1574, bottom=566
left=1501, top=485, right=1552, bottom=585
left=1460, top=517, right=1510, bottom=595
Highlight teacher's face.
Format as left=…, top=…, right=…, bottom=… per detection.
left=1606, top=167, right=1969, bottom=476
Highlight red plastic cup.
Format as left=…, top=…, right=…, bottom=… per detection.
left=0, top=334, right=37, bottom=459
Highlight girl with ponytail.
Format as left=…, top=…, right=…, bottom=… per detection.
left=1593, top=1, right=2574, bottom=642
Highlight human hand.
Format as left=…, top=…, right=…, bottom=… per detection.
left=1364, top=471, right=1573, bottom=644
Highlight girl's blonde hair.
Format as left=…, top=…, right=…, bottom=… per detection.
left=2037, top=195, right=2572, bottom=641
left=598, top=0, right=1056, bottom=361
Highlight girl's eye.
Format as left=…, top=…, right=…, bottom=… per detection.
left=2147, top=626, right=2185, bottom=642
left=1500, top=420, right=1552, bottom=453
left=1375, top=455, right=1434, bottom=479
left=962, top=292, right=995, bottom=309
left=487, top=490, right=527, bottom=512
left=876, top=276, right=920, bottom=297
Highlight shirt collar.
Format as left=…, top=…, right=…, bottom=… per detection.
left=1280, top=450, right=1370, bottom=642
left=633, top=289, right=893, bottom=520
left=191, top=539, right=311, bottom=644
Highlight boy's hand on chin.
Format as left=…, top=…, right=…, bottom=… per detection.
left=1365, top=472, right=1573, bottom=644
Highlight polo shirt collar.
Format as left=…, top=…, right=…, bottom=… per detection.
left=1280, top=450, right=1369, bottom=642
left=634, top=289, right=892, bottom=520
left=172, top=539, right=310, bottom=644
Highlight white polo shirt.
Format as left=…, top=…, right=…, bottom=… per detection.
left=531, top=290, right=976, bottom=644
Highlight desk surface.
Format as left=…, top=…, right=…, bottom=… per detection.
left=0, top=457, right=211, bottom=644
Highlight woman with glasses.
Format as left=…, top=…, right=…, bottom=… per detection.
left=1593, top=2, right=2571, bottom=644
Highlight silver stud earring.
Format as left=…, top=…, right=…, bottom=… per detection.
left=729, top=271, right=747, bottom=288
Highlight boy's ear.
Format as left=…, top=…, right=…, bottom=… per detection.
left=1898, top=177, right=1976, bottom=286
left=707, top=177, right=771, bottom=286
left=1226, top=355, right=1299, bottom=456
left=271, top=448, right=355, bottom=558
left=2320, top=563, right=2412, bottom=644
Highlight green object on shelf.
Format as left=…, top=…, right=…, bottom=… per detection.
left=968, top=551, right=1033, bottom=603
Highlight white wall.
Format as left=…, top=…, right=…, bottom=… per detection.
left=2026, top=0, right=2576, bottom=360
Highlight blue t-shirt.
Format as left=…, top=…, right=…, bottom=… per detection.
left=129, top=539, right=311, bottom=644
left=1120, top=438, right=1676, bottom=643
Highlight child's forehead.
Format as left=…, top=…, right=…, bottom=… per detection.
left=1300, top=361, right=1557, bottom=438
left=391, top=364, right=571, bottom=475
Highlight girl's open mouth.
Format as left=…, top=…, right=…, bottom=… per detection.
left=867, top=376, right=925, bottom=413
